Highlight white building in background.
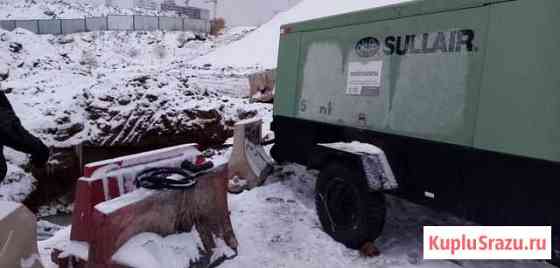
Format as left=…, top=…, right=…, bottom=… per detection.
left=216, top=0, right=302, bottom=27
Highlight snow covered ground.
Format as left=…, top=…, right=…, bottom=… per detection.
left=0, top=149, right=37, bottom=202
left=222, top=166, right=554, bottom=268
left=37, top=163, right=555, bottom=268
left=111, top=230, right=206, bottom=268
left=0, top=1, right=557, bottom=267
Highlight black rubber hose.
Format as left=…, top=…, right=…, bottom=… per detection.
left=135, top=167, right=197, bottom=190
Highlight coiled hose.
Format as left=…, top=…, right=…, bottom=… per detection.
left=135, top=160, right=214, bottom=190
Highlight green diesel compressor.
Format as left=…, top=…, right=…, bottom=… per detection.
left=270, top=0, right=560, bottom=259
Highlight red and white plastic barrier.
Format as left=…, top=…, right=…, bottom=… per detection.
left=52, top=143, right=237, bottom=267
left=71, top=144, right=201, bottom=243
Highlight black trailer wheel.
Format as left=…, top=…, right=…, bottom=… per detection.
left=315, top=163, right=386, bottom=249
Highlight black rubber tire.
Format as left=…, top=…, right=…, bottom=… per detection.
left=270, top=143, right=284, bottom=163
left=315, top=162, right=386, bottom=249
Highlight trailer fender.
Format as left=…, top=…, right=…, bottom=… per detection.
left=313, top=142, right=398, bottom=191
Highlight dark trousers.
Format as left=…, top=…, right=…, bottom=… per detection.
left=0, top=148, right=6, bottom=183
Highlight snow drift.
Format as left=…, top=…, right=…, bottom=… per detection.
left=192, top=0, right=413, bottom=69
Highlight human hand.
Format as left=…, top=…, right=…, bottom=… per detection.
left=31, top=145, right=50, bottom=168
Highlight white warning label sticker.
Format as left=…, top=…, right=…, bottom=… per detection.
left=346, top=61, right=383, bottom=96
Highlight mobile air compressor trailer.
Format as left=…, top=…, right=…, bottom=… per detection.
left=270, top=0, right=560, bottom=258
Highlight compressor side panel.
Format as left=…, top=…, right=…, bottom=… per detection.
left=291, top=6, right=490, bottom=148
left=475, top=0, right=560, bottom=163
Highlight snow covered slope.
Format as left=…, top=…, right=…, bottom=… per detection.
left=0, top=27, right=266, bottom=148
left=192, top=0, right=412, bottom=68
left=0, top=0, right=174, bottom=19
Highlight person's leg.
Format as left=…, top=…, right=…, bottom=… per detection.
left=0, top=148, right=6, bottom=183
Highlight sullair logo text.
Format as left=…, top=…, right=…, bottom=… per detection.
left=355, top=29, right=477, bottom=57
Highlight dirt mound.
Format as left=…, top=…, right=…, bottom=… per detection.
left=80, top=73, right=237, bottom=148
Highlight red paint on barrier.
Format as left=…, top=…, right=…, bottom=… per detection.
left=58, top=144, right=207, bottom=267
left=70, top=179, right=107, bottom=242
